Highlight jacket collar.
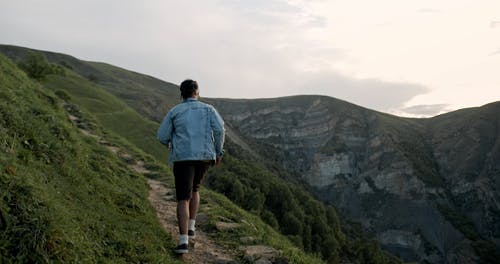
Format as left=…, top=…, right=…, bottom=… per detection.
left=183, top=97, right=198, bottom=102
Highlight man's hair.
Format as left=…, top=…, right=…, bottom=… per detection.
left=180, top=79, right=198, bottom=99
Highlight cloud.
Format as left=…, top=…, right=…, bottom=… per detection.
left=0, top=0, right=432, bottom=115
left=290, top=70, right=429, bottom=112
left=490, top=48, right=500, bottom=56
left=217, top=0, right=327, bottom=29
left=302, top=15, right=327, bottom=28
left=396, top=104, right=451, bottom=117
left=490, top=21, right=500, bottom=28
left=218, top=0, right=302, bottom=13
left=417, top=8, right=442, bottom=14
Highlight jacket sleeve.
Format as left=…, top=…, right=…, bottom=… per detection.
left=157, top=111, right=173, bottom=146
left=210, top=107, right=225, bottom=157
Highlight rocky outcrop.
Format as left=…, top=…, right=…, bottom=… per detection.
left=10, top=43, right=495, bottom=262
left=206, top=96, right=500, bottom=263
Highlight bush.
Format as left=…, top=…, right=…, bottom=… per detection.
left=18, top=51, right=65, bottom=80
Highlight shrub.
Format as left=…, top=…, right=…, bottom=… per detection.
left=18, top=51, right=65, bottom=80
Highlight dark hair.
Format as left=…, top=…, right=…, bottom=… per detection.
left=180, top=79, right=198, bottom=99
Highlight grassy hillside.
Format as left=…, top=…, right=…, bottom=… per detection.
left=0, top=48, right=334, bottom=263
left=0, top=54, right=180, bottom=262
left=41, top=55, right=328, bottom=264
left=0, top=44, right=178, bottom=123
left=4, top=45, right=499, bottom=263
left=87, top=61, right=179, bottom=117
left=43, top=61, right=397, bottom=262
left=43, top=52, right=399, bottom=263
left=42, top=70, right=168, bottom=163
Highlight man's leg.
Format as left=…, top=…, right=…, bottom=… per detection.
left=188, top=191, right=199, bottom=240
left=173, top=162, right=195, bottom=253
left=189, top=191, right=200, bottom=221
left=188, top=161, right=210, bottom=237
left=177, top=199, right=190, bottom=235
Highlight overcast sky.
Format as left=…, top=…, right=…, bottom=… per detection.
left=1, top=0, right=499, bottom=117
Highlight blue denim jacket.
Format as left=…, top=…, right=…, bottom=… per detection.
left=157, top=98, right=225, bottom=164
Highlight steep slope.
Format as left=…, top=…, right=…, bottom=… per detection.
left=0, top=44, right=179, bottom=123
left=0, top=46, right=349, bottom=263
left=0, top=54, right=180, bottom=262
left=423, top=103, right=500, bottom=256
left=0, top=45, right=170, bottom=162
left=0, top=45, right=402, bottom=263
left=6, top=44, right=498, bottom=263
left=206, top=96, right=500, bottom=263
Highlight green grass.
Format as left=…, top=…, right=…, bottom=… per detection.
left=1, top=47, right=403, bottom=263
left=42, top=61, right=398, bottom=263
left=24, top=52, right=328, bottom=263
left=200, top=189, right=325, bottom=264
left=43, top=72, right=168, bottom=163
left=0, top=54, right=181, bottom=263
left=87, top=61, right=179, bottom=114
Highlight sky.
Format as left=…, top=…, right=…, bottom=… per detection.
left=1, top=0, right=499, bottom=117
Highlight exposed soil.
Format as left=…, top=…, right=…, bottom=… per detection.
left=66, top=110, right=237, bottom=263
left=144, top=164, right=281, bottom=264
left=147, top=179, right=237, bottom=263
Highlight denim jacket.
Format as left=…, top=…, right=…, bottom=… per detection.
left=157, top=98, right=225, bottom=164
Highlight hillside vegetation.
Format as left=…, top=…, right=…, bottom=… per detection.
left=0, top=48, right=339, bottom=263
left=0, top=54, right=180, bottom=262
left=0, top=46, right=403, bottom=263
left=206, top=141, right=399, bottom=263
left=4, top=44, right=498, bottom=263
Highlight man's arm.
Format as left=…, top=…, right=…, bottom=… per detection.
left=157, top=111, right=173, bottom=146
left=210, top=107, right=225, bottom=162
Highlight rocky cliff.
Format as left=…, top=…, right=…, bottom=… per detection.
left=2, top=44, right=498, bottom=263
left=205, top=96, right=500, bottom=263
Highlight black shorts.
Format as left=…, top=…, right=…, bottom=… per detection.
left=173, top=160, right=211, bottom=201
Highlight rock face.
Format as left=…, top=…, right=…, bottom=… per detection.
left=206, top=96, right=500, bottom=263
left=4, top=45, right=496, bottom=263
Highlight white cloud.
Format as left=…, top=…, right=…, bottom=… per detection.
left=394, top=104, right=451, bottom=117
left=417, top=8, right=442, bottom=14
left=1, top=0, right=499, bottom=117
left=490, top=21, right=500, bottom=28
left=490, top=48, right=500, bottom=56
left=290, top=70, right=429, bottom=111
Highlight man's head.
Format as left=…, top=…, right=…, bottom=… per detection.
left=180, top=79, right=199, bottom=100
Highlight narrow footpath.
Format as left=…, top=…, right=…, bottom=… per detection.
left=65, top=104, right=237, bottom=263
left=147, top=179, right=237, bottom=263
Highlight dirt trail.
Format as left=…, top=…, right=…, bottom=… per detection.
left=66, top=109, right=237, bottom=263
left=147, top=179, right=237, bottom=263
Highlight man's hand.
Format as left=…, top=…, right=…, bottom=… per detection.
left=215, top=157, right=223, bottom=166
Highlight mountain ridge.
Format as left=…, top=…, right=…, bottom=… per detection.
left=2, top=44, right=499, bottom=263
left=206, top=93, right=500, bottom=263
left=0, top=45, right=401, bottom=263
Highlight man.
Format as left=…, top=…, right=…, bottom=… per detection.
left=157, top=79, right=225, bottom=254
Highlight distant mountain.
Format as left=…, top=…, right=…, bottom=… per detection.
left=204, top=97, right=500, bottom=263
left=1, top=44, right=401, bottom=263
left=2, top=44, right=498, bottom=263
